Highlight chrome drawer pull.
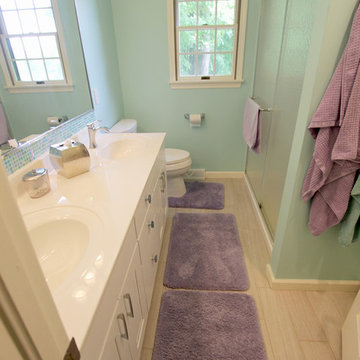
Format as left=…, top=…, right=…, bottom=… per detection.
left=152, top=254, right=158, bottom=263
left=117, top=313, right=129, bottom=340
left=160, top=172, right=166, bottom=193
left=148, top=220, right=155, bottom=229
left=123, top=293, right=134, bottom=318
left=145, top=194, right=152, bottom=203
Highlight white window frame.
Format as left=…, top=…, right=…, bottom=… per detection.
left=167, top=0, right=248, bottom=89
left=0, top=0, right=73, bottom=94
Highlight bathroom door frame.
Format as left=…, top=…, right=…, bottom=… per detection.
left=342, top=290, right=360, bottom=359
left=0, top=161, right=69, bottom=359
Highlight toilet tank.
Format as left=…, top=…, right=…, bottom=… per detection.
left=110, top=119, right=137, bottom=133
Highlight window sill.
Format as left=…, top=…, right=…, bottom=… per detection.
left=169, top=80, right=244, bottom=89
left=6, top=83, right=74, bottom=94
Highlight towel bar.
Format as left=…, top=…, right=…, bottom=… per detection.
left=250, top=97, right=272, bottom=112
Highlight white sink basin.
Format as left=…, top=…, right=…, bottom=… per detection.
left=99, top=137, right=147, bottom=160
left=23, top=206, right=103, bottom=291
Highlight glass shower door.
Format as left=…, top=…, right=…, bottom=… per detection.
left=246, top=0, right=317, bottom=239
left=245, top=0, right=288, bottom=237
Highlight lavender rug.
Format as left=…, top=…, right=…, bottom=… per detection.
left=168, top=181, right=224, bottom=209
left=164, top=213, right=249, bottom=290
left=152, top=290, right=267, bottom=360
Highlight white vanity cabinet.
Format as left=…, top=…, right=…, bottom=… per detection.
left=96, top=145, right=167, bottom=360
left=10, top=131, right=168, bottom=360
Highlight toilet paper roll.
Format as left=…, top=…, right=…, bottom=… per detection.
left=189, top=114, right=202, bottom=128
left=47, top=116, right=61, bottom=126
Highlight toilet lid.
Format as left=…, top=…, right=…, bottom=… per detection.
left=111, top=119, right=137, bottom=133
left=165, top=148, right=191, bottom=165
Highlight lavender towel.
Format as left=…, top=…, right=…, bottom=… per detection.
left=243, top=98, right=261, bottom=154
left=302, top=3, right=360, bottom=236
left=0, top=103, right=9, bottom=145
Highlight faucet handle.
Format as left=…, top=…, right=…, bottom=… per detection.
left=87, top=122, right=97, bottom=130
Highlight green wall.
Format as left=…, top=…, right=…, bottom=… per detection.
left=271, top=0, right=360, bottom=280
left=110, top=0, right=262, bottom=171
left=75, top=0, right=124, bottom=129
left=0, top=0, right=92, bottom=140
left=72, top=0, right=360, bottom=280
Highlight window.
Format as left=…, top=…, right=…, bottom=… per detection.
left=167, top=0, right=248, bottom=89
left=0, top=0, right=72, bottom=93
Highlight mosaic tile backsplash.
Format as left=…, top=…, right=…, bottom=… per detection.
left=2, top=110, right=95, bottom=174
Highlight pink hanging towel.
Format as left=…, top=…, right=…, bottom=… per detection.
left=302, top=3, right=360, bottom=236
left=243, top=98, right=261, bottom=154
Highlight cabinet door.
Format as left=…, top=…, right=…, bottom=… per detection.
left=153, top=179, right=164, bottom=254
left=121, top=245, right=147, bottom=360
left=101, top=245, right=147, bottom=360
left=157, top=171, right=167, bottom=239
left=100, top=300, right=131, bottom=360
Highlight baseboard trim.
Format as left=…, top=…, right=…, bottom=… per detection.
left=184, top=169, right=206, bottom=181
left=244, top=174, right=273, bottom=254
left=205, top=171, right=244, bottom=179
left=266, top=264, right=360, bottom=292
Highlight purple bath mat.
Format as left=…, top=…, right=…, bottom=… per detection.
left=152, top=290, right=267, bottom=360
left=168, top=181, right=224, bottom=209
left=164, top=213, right=249, bottom=290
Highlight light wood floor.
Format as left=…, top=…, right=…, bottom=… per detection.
left=140, top=178, right=356, bottom=360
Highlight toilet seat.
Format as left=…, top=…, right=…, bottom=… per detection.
left=165, top=148, right=191, bottom=165
left=166, top=157, right=192, bottom=172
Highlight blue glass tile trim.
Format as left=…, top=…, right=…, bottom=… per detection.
left=2, top=110, right=95, bottom=174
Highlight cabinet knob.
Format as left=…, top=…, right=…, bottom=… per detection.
left=152, top=254, right=158, bottom=263
left=148, top=220, right=155, bottom=229
left=160, top=172, right=166, bottom=193
left=145, top=194, right=152, bottom=203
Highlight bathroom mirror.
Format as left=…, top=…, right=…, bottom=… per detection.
left=0, top=0, right=92, bottom=151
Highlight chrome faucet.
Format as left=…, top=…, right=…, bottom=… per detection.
left=87, top=122, right=110, bottom=149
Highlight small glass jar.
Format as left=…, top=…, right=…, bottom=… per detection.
left=22, top=168, right=50, bottom=198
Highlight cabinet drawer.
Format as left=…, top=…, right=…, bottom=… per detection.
left=134, top=157, right=162, bottom=235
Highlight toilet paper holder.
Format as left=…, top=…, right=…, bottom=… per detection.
left=184, top=113, right=205, bottom=120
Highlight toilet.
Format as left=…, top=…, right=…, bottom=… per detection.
left=111, top=119, right=192, bottom=197
left=165, top=148, right=192, bottom=198
left=110, top=119, right=137, bottom=133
